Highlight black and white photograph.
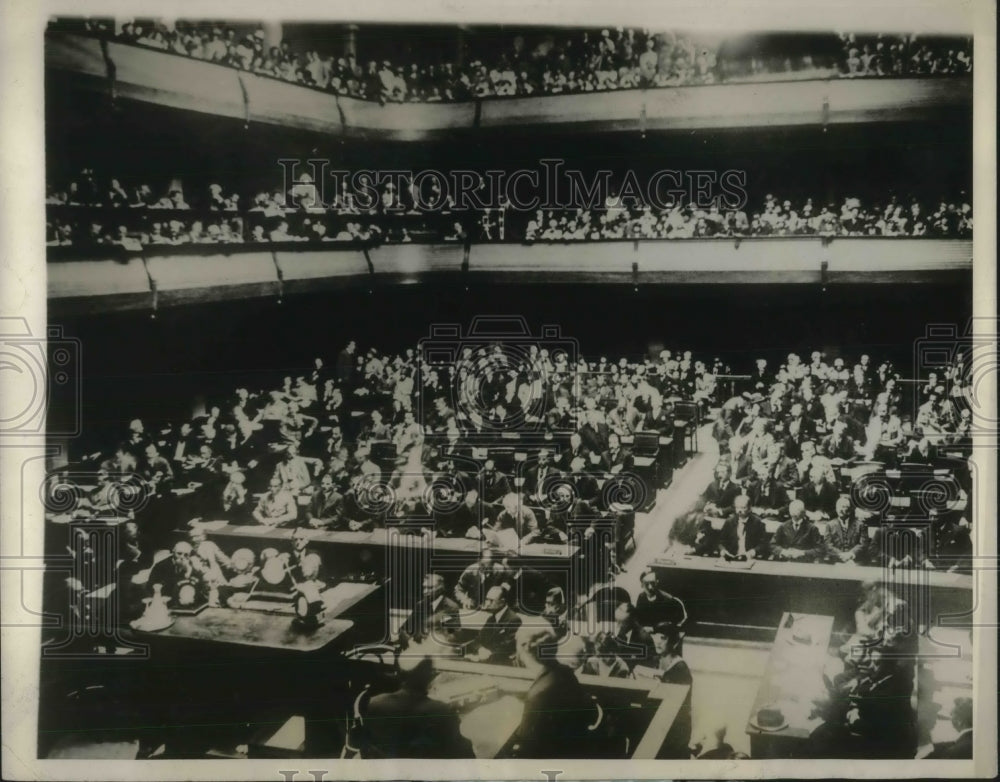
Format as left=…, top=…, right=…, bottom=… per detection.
left=0, top=0, right=996, bottom=779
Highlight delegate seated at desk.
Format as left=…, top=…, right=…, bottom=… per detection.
left=362, top=653, right=475, bottom=758
left=434, top=488, right=481, bottom=538
left=821, top=421, right=857, bottom=462
left=252, top=476, right=298, bottom=526
left=473, top=584, right=522, bottom=664
left=702, top=462, right=740, bottom=517
left=287, top=527, right=325, bottom=584
left=718, top=495, right=769, bottom=561
left=529, top=486, right=595, bottom=545
left=404, top=573, right=461, bottom=643
left=147, top=540, right=211, bottom=604
left=799, top=464, right=839, bottom=521
left=306, top=473, right=345, bottom=529
left=823, top=497, right=868, bottom=563
left=455, top=549, right=513, bottom=609
left=274, top=442, right=322, bottom=495
left=744, top=462, right=790, bottom=517
left=770, top=500, right=825, bottom=562
left=490, top=493, right=539, bottom=543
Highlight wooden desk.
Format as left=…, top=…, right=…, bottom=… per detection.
left=745, top=612, right=834, bottom=758
left=650, top=553, right=972, bottom=636
left=412, top=657, right=688, bottom=759
left=206, top=524, right=580, bottom=612
left=133, top=583, right=378, bottom=652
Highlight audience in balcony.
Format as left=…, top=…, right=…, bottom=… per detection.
left=52, top=19, right=972, bottom=104
left=45, top=166, right=974, bottom=248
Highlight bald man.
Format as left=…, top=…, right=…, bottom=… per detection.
left=771, top=500, right=825, bottom=561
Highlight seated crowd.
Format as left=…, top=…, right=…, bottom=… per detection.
left=45, top=167, right=973, bottom=247
left=52, top=18, right=971, bottom=103
left=53, top=338, right=972, bottom=760
left=57, top=339, right=717, bottom=619
left=670, top=349, right=973, bottom=573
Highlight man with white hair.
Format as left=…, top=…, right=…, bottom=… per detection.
left=147, top=540, right=210, bottom=603
left=824, top=497, right=867, bottom=563
left=771, top=500, right=825, bottom=561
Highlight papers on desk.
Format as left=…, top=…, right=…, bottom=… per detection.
left=633, top=664, right=664, bottom=681
left=715, top=558, right=755, bottom=570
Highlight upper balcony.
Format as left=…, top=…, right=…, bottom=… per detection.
left=46, top=31, right=972, bottom=140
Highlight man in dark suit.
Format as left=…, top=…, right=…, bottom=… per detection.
left=822, top=420, right=857, bottom=462
left=512, top=626, right=595, bottom=758
left=783, top=403, right=815, bottom=459
left=702, top=462, right=741, bottom=518
left=478, top=459, right=511, bottom=505
left=525, top=450, right=560, bottom=502
left=168, top=422, right=199, bottom=465
left=474, top=584, right=522, bottom=664
left=435, top=488, right=481, bottom=538
left=404, top=573, right=460, bottom=643
left=599, top=432, right=633, bottom=474
left=306, top=473, right=344, bottom=529
left=719, top=495, right=770, bottom=561
left=843, top=650, right=917, bottom=758
left=634, top=569, right=688, bottom=629
left=610, top=601, right=656, bottom=671
left=927, top=697, right=973, bottom=759
left=771, top=500, right=825, bottom=561
left=147, top=541, right=210, bottom=605
left=824, top=497, right=868, bottom=563
left=800, top=464, right=840, bottom=521
left=362, top=653, right=474, bottom=758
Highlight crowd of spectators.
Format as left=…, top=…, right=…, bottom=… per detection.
left=840, top=33, right=972, bottom=77
left=53, top=333, right=972, bottom=759
left=54, top=18, right=971, bottom=104
left=670, top=347, right=973, bottom=574
left=45, top=167, right=973, bottom=248
left=521, top=194, right=972, bottom=240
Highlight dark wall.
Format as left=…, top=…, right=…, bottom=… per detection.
left=45, top=81, right=972, bottom=211
left=50, top=279, right=972, bottom=456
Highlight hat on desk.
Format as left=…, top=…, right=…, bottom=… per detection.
left=751, top=703, right=788, bottom=732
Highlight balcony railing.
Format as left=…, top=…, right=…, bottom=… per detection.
left=47, top=32, right=972, bottom=138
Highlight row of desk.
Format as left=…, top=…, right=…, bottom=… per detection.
left=650, top=551, right=974, bottom=636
